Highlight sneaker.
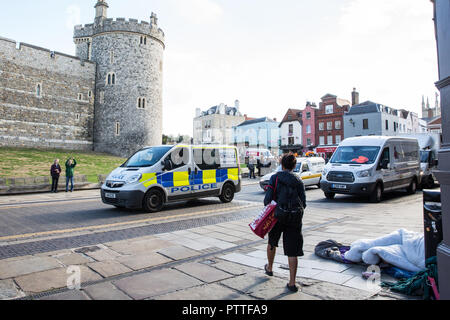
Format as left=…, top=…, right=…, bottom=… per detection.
left=286, top=284, right=298, bottom=293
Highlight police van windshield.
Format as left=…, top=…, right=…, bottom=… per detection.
left=122, top=146, right=172, bottom=168
left=331, top=146, right=380, bottom=164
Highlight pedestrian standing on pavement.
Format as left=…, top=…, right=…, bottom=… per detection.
left=256, top=159, right=262, bottom=177
left=248, top=159, right=256, bottom=179
left=65, top=157, right=77, bottom=192
left=263, top=153, right=306, bottom=293
left=50, top=159, right=61, bottom=193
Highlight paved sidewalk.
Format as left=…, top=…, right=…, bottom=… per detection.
left=0, top=191, right=423, bottom=300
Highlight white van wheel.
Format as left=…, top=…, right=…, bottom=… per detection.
left=407, top=179, right=417, bottom=195
left=369, top=184, right=382, bottom=203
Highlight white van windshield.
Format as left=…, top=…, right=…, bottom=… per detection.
left=331, top=146, right=380, bottom=164
left=275, top=163, right=302, bottom=172
left=122, top=146, right=172, bottom=168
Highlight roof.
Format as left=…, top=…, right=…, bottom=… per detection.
left=346, top=101, right=381, bottom=115
left=236, top=117, right=277, bottom=127
left=340, top=136, right=419, bottom=147
left=200, top=104, right=241, bottom=117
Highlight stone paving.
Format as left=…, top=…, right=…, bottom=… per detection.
left=0, top=189, right=424, bottom=300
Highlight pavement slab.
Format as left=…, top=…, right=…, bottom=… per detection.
left=300, top=281, right=376, bottom=300
left=175, top=262, right=234, bottom=283
left=0, top=279, right=24, bottom=300
left=211, top=260, right=259, bottom=276
left=219, top=253, right=267, bottom=269
left=106, top=238, right=175, bottom=255
left=56, top=253, right=93, bottom=266
left=157, top=245, right=201, bottom=260
left=0, top=256, right=62, bottom=279
left=15, top=266, right=102, bottom=294
left=84, top=248, right=122, bottom=262
left=113, top=268, right=203, bottom=300
left=154, top=283, right=254, bottom=300
left=309, top=271, right=355, bottom=285
left=117, top=252, right=173, bottom=271
left=87, top=260, right=133, bottom=278
left=38, top=290, right=91, bottom=300
left=83, top=282, right=132, bottom=300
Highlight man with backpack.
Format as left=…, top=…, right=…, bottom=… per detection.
left=263, top=153, right=306, bottom=293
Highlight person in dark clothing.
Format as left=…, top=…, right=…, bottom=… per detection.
left=248, top=159, right=256, bottom=179
left=263, top=153, right=306, bottom=293
left=50, top=159, right=62, bottom=193
left=65, top=157, right=77, bottom=192
left=256, top=159, right=262, bottom=177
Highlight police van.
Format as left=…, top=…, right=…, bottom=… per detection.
left=101, top=145, right=242, bottom=212
left=320, top=136, right=420, bottom=203
left=259, top=157, right=325, bottom=190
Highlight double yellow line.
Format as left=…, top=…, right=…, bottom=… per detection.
left=0, top=203, right=260, bottom=242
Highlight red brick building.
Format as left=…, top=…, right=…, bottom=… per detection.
left=301, top=102, right=318, bottom=153
left=315, top=94, right=351, bottom=160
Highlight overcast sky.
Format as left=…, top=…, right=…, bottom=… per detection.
left=0, top=0, right=439, bottom=136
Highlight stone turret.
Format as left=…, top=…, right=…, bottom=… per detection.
left=73, top=1, right=165, bottom=157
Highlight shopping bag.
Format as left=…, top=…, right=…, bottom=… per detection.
left=249, top=200, right=278, bottom=239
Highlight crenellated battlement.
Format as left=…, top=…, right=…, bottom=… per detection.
left=73, top=17, right=165, bottom=45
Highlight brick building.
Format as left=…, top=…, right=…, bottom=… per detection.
left=315, top=94, right=351, bottom=160
left=300, top=102, right=318, bottom=153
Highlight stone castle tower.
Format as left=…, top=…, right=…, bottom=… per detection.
left=73, top=0, right=165, bottom=157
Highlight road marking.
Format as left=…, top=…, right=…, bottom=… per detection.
left=0, top=203, right=261, bottom=242
left=0, top=198, right=100, bottom=210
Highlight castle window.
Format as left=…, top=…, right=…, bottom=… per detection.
left=140, top=36, right=143, bottom=44
left=88, top=90, right=92, bottom=98
left=115, top=122, right=120, bottom=136
left=137, top=97, right=146, bottom=109
left=110, top=51, right=114, bottom=64
left=36, top=83, right=42, bottom=97
left=144, top=37, right=147, bottom=45
left=106, top=72, right=116, bottom=85
left=76, top=114, right=80, bottom=121
left=99, top=91, right=104, bottom=104
left=78, top=93, right=83, bottom=101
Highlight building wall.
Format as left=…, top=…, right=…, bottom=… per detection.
left=74, top=17, right=165, bottom=157
left=302, top=105, right=317, bottom=149
left=343, top=113, right=382, bottom=139
left=315, top=96, right=348, bottom=145
left=0, top=37, right=96, bottom=150
left=193, top=113, right=245, bottom=145
left=280, top=121, right=302, bottom=147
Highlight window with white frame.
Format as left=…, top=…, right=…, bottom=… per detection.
left=327, top=122, right=333, bottom=130
left=325, top=105, right=334, bottom=114
left=327, top=135, right=333, bottom=145
left=335, top=135, right=341, bottom=144
left=319, top=136, right=325, bottom=145
left=306, top=125, right=311, bottom=134
left=335, top=120, right=341, bottom=130
left=319, top=122, right=324, bottom=131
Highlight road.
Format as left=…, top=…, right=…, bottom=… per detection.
left=0, top=180, right=427, bottom=259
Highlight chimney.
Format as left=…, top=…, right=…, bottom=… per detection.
left=352, top=88, right=360, bottom=106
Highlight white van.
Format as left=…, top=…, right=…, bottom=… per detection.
left=259, top=157, right=325, bottom=190
left=245, top=148, right=276, bottom=167
left=320, top=136, right=420, bottom=203
left=101, top=145, right=242, bottom=212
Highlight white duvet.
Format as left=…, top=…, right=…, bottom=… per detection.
left=344, top=229, right=425, bottom=272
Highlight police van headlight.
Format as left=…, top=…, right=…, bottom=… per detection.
left=125, top=174, right=142, bottom=184
left=356, top=170, right=371, bottom=178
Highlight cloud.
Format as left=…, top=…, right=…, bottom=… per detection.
left=172, top=0, right=223, bottom=24
left=66, top=5, right=81, bottom=30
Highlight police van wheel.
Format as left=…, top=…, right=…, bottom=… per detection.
left=143, top=189, right=164, bottom=213
left=220, top=183, right=235, bottom=203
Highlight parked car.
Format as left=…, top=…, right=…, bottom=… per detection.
left=259, top=157, right=325, bottom=190
left=320, top=136, right=421, bottom=203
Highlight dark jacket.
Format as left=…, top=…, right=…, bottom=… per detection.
left=50, top=164, right=62, bottom=177
left=264, top=171, right=306, bottom=210
left=65, top=159, right=77, bottom=178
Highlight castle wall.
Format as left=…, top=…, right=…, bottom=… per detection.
left=0, top=37, right=96, bottom=151
left=73, top=17, right=165, bottom=158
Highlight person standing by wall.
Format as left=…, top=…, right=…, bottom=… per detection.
left=50, top=159, right=61, bottom=193
left=65, top=157, right=77, bottom=192
left=263, top=153, right=306, bottom=292
left=248, top=157, right=256, bottom=179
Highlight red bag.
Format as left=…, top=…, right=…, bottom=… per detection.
left=249, top=177, right=278, bottom=239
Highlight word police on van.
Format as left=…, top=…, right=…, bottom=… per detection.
left=320, top=136, right=420, bottom=203
left=101, top=145, right=241, bottom=212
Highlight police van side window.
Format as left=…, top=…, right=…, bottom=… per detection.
left=163, top=147, right=189, bottom=171
left=194, top=148, right=220, bottom=170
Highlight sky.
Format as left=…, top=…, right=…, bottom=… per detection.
left=0, top=0, right=439, bottom=136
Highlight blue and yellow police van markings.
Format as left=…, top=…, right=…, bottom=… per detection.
left=139, top=168, right=239, bottom=193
